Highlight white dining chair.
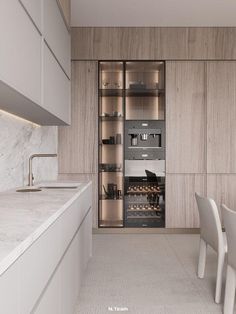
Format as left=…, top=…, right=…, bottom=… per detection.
left=195, top=193, right=227, bottom=303
left=222, top=204, right=236, bottom=314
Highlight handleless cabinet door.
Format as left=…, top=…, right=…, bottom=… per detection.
left=43, top=0, right=71, bottom=77
left=19, top=0, right=42, bottom=32
left=0, top=0, right=41, bottom=105
left=207, top=62, right=236, bottom=173
left=207, top=175, right=236, bottom=220
left=57, top=0, right=71, bottom=27
left=166, top=174, right=205, bottom=228
left=58, top=61, right=98, bottom=173
left=166, top=61, right=206, bottom=173
left=43, top=43, right=71, bottom=125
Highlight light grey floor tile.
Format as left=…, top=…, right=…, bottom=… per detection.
left=75, top=234, right=235, bottom=314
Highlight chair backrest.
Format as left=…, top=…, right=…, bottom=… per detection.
left=195, top=193, right=224, bottom=252
left=222, top=204, right=236, bottom=270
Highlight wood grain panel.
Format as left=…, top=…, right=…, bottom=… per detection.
left=57, top=0, right=70, bottom=27
left=188, top=28, right=236, bottom=60
left=71, top=27, right=94, bottom=60
left=120, top=28, right=157, bottom=60
left=166, top=174, right=206, bottom=228
left=58, top=173, right=98, bottom=228
left=58, top=61, right=98, bottom=173
left=207, top=62, right=236, bottom=173
left=159, top=28, right=188, bottom=59
left=72, top=27, right=236, bottom=60
left=166, top=61, right=206, bottom=173
left=207, top=175, right=236, bottom=220
left=93, top=27, right=122, bottom=60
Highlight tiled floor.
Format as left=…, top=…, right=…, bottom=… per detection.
left=75, top=234, right=233, bottom=314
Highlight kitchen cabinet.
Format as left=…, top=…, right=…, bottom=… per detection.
left=165, top=174, right=205, bottom=228
left=0, top=264, right=19, bottom=314
left=72, top=27, right=236, bottom=61
left=18, top=219, right=61, bottom=313
left=0, top=0, right=41, bottom=105
left=58, top=61, right=98, bottom=173
left=207, top=175, right=236, bottom=219
left=58, top=173, right=98, bottom=228
left=97, top=61, right=166, bottom=228
left=19, top=0, right=42, bottom=32
left=35, top=210, right=92, bottom=314
left=0, top=183, right=92, bottom=314
left=43, top=43, right=71, bottom=125
left=57, top=0, right=71, bottom=27
left=0, top=0, right=71, bottom=126
left=166, top=61, right=206, bottom=174
left=43, top=0, right=71, bottom=77
left=207, top=61, right=236, bottom=174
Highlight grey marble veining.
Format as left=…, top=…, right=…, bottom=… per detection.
left=0, top=181, right=91, bottom=275
left=0, top=111, right=58, bottom=192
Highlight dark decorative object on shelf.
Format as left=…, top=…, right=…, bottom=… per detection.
left=100, top=163, right=122, bottom=172
left=102, top=184, right=122, bottom=200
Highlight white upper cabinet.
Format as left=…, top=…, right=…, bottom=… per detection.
left=43, top=0, right=71, bottom=78
left=19, top=0, right=42, bottom=32
left=43, top=44, right=71, bottom=125
left=0, top=0, right=71, bottom=125
left=0, top=0, right=41, bottom=105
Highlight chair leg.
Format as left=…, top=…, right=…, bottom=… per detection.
left=215, top=251, right=225, bottom=303
left=198, top=238, right=207, bottom=278
left=224, top=265, right=236, bottom=314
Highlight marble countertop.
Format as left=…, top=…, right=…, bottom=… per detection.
left=0, top=181, right=91, bottom=276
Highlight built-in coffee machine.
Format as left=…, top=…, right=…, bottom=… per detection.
left=125, top=120, right=165, bottom=160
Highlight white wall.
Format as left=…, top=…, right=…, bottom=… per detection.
left=0, top=111, right=58, bottom=191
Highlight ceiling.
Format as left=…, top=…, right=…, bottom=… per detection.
left=71, top=0, right=236, bottom=27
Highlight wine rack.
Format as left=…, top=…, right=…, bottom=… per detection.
left=124, top=177, right=165, bottom=227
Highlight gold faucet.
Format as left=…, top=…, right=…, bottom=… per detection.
left=28, top=154, right=57, bottom=186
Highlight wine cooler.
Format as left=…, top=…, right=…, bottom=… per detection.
left=124, top=174, right=165, bottom=227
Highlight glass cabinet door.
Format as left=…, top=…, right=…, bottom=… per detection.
left=125, top=61, right=165, bottom=120
left=98, top=61, right=166, bottom=228
left=99, top=62, right=124, bottom=227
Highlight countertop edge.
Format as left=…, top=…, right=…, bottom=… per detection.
left=0, top=181, right=92, bottom=276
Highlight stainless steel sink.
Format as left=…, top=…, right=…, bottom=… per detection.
left=16, top=188, right=42, bottom=192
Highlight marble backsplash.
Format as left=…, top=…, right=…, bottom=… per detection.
left=0, top=111, right=58, bottom=191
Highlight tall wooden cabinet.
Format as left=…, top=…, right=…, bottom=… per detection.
left=207, top=62, right=236, bottom=174
left=59, top=62, right=98, bottom=173
left=58, top=61, right=98, bottom=227
left=58, top=60, right=236, bottom=229
left=166, top=62, right=206, bottom=174
left=206, top=61, right=236, bottom=212
left=165, top=61, right=206, bottom=228
left=165, top=175, right=205, bottom=228
left=165, top=61, right=236, bottom=228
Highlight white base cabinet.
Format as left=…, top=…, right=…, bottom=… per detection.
left=0, top=185, right=92, bottom=314
left=35, top=210, right=92, bottom=314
